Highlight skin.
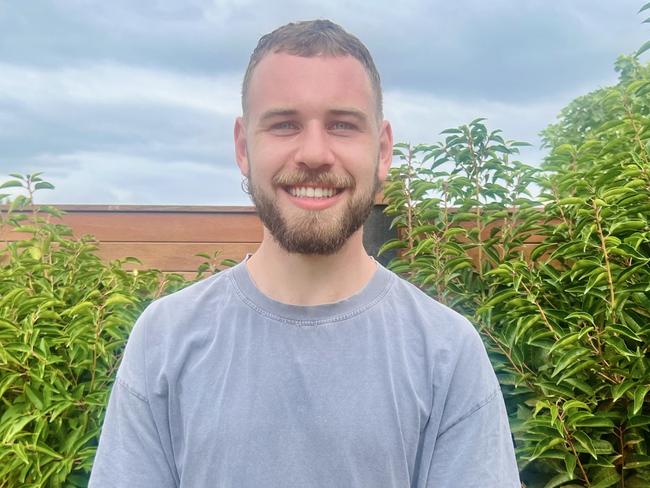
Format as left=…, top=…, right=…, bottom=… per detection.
left=234, top=52, right=393, bottom=305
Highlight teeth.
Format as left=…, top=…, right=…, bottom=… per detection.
left=289, top=187, right=337, bottom=198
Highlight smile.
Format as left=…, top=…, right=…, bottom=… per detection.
left=286, top=186, right=343, bottom=198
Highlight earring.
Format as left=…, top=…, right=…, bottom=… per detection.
left=241, top=176, right=251, bottom=195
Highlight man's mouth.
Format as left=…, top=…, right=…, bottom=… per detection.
left=285, top=186, right=344, bottom=198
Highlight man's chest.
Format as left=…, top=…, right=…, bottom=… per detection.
left=164, top=331, right=431, bottom=485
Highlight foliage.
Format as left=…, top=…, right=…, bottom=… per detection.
left=382, top=114, right=650, bottom=486
left=540, top=55, right=650, bottom=151
left=540, top=2, right=650, bottom=152
left=0, top=174, right=194, bottom=487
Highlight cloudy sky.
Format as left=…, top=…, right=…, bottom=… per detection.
left=1, top=0, right=648, bottom=205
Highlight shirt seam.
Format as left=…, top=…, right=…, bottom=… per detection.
left=228, top=270, right=395, bottom=326
left=142, top=314, right=150, bottom=401
left=135, top=317, right=181, bottom=485
left=115, top=376, right=148, bottom=403
left=436, top=386, right=500, bottom=440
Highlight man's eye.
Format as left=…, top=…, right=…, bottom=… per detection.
left=331, top=122, right=355, bottom=131
left=272, top=122, right=297, bottom=131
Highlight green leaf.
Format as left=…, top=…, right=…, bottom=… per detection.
left=548, top=332, right=581, bottom=355
left=612, top=380, right=637, bottom=402
left=24, top=385, right=44, bottom=410
left=627, top=415, right=650, bottom=427
left=544, top=472, right=576, bottom=488
left=104, top=294, right=135, bottom=307
left=34, top=181, right=55, bottom=190
left=625, top=454, right=650, bottom=468
left=551, top=348, right=589, bottom=378
left=529, top=436, right=564, bottom=460
left=572, top=415, right=615, bottom=428
left=514, top=315, right=541, bottom=343
left=64, top=301, right=95, bottom=317
left=32, top=443, right=63, bottom=460
left=378, top=239, right=407, bottom=255
left=591, top=467, right=621, bottom=488
left=609, top=220, right=646, bottom=234
left=632, top=385, right=649, bottom=415
left=557, top=197, right=584, bottom=205
left=572, top=431, right=597, bottom=459
left=563, top=378, right=594, bottom=396
left=564, top=312, right=595, bottom=325
left=607, top=323, right=643, bottom=342
left=563, top=452, right=577, bottom=478
left=483, top=289, right=517, bottom=308
left=563, top=400, right=590, bottom=411
left=0, top=179, right=24, bottom=189
left=1, top=414, right=37, bottom=443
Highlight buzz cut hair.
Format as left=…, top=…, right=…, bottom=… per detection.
left=241, top=19, right=383, bottom=120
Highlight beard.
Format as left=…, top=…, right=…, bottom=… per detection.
left=247, top=166, right=382, bottom=255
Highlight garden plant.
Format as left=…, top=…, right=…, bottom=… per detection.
left=0, top=174, right=193, bottom=487
left=380, top=51, right=650, bottom=488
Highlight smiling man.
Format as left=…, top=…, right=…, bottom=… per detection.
left=89, top=20, right=520, bottom=488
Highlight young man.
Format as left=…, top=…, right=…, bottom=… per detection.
left=89, top=20, right=521, bottom=487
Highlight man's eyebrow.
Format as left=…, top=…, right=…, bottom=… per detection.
left=257, top=108, right=370, bottom=123
left=258, top=109, right=298, bottom=122
left=329, top=109, right=369, bottom=123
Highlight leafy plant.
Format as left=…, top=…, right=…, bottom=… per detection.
left=381, top=10, right=650, bottom=485
left=0, top=174, right=193, bottom=487
left=381, top=85, right=650, bottom=487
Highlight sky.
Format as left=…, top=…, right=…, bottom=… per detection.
left=1, top=0, right=649, bottom=205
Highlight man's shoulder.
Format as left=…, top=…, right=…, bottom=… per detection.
left=382, top=266, right=477, bottom=340
left=138, top=263, right=240, bottom=330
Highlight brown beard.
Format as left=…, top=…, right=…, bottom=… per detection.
left=248, top=167, right=381, bottom=255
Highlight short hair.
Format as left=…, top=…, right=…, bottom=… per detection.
left=241, top=19, right=383, bottom=120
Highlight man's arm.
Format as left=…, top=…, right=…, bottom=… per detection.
left=423, top=322, right=520, bottom=487
left=89, top=308, right=177, bottom=488
left=425, top=386, right=520, bottom=487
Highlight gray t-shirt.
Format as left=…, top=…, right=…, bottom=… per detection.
left=89, top=260, right=520, bottom=487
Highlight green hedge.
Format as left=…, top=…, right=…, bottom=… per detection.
left=0, top=174, right=199, bottom=486
left=380, top=58, right=650, bottom=488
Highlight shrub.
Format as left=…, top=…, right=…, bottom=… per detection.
left=0, top=174, right=191, bottom=487
left=381, top=110, right=650, bottom=486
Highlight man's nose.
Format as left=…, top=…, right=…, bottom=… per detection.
left=294, top=123, right=334, bottom=168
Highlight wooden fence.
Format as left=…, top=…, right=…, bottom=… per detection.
left=0, top=204, right=397, bottom=277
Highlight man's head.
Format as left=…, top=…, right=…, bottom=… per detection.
left=241, top=19, right=383, bottom=121
left=235, top=20, right=392, bottom=256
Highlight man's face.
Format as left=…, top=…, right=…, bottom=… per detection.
left=234, top=52, right=393, bottom=255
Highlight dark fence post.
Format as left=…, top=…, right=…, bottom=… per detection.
left=363, top=204, right=396, bottom=267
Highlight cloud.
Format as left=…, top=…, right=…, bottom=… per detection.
left=1, top=0, right=648, bottom=204
left=27, top=151, right=246, bottom=205
left=373, top=0, right=647, bottom=102
left=4, top=0, right=644, bottom=102
left=0, top=62, right=240, bottom=179
left=385, top=86, right=582, bottom=166
left=0, top=62, right=241, bottom=114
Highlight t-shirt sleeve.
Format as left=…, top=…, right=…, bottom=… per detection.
left=424, top=322, right=521, bottom=487
left=425, top=388, right=520, bottom=487
left=88, top=307, right=177, bottom=488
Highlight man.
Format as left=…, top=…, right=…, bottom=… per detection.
left=89, top=20, right=520, bottom=487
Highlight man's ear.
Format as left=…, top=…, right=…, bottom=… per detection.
left=234, top=117, right=249, bottom=176
left=377, top=120, right=393, bottom=182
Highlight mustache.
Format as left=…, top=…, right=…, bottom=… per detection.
left=273, top=171, right=354, bottom=188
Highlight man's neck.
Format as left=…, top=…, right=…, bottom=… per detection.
left=245, top=228, right=377, bottom=306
